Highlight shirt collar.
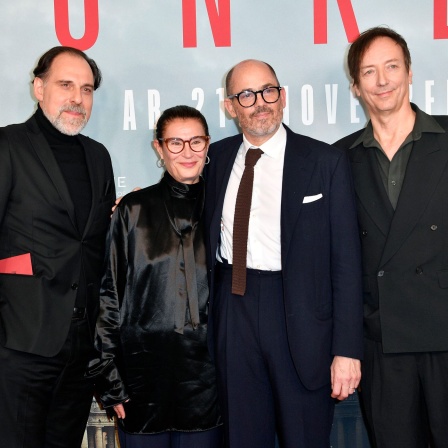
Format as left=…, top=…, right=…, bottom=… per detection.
left=242, top=124, right=287, bottom=159
left=350, top=103, right=445, bottom=149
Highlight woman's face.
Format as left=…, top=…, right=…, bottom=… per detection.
left=154, top=118, right=209, bottom=184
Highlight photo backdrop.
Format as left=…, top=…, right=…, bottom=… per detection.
left=1, top=1, right=447, bottom=447
left=1, top=1, right=447, bottom=195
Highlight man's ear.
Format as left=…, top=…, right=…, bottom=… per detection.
left=280, top=86, right=287, bottom=108
left=33, top=77, right=44, bottom=102
left=224, top=98, right=237, bottom=118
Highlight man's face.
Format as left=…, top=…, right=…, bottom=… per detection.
left=354, top=37, right=412, bottom=117
left=33, top=53, right=95, bottom=135
left=224, top=60, right=286, bottom=146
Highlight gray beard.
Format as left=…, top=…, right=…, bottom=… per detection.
left=42, top=106, right=88, bottom=136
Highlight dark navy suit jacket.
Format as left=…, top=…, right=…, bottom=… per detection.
left=204, top=125, right=363, bottom=390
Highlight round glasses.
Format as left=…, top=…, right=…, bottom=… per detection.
left=158, top=136, right=210, bottom=154
left=227, top=86, right=283, bottom=108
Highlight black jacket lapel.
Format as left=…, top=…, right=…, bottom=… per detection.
left=380, top=133, right=448, bottom=266
left=280, top=128, right=316, bottom=267
left=351, top=145, right=394, bottom=238
left=209, top=137, right=241, bottom=263
left=79, top=135, right=98, bottom=238
left=25, top=117, right=78, bottom=231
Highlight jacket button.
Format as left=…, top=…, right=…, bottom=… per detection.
left=430, top=225, right=438, bottom=231
left=378, top=270, right=384, bottom=277
left=362, top=230, right=368, bottom=236
left=415, top=267, right=423, bottom=275
left=71, top=283, right=79, bottom=290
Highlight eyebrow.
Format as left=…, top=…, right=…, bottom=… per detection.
left=360, top=58, right=400, bottom=69
left=239, top=83, right=277, bottom=92
left=57, top=80, right=94, bottom=89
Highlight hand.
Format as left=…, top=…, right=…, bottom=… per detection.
left=113, top=400, right=129, bottom=419
left=330, top=356, right=361, bottom=401
left=111, top=197, right=122, bottom=217
left=111, top=187, right=142, bottom=216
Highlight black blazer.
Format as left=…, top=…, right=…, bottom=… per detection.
left=204, top=125, right=364, bottom=390
left=0, top=115, right=115, bottom=357
left=334, top=105, right=448, bottom=353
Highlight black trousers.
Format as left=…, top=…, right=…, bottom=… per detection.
left=118, top=426, right=223, bottom=448
left=360, top=338, right=448, bottom=448
left=0, top=316, right=94, bottom=448
left=213, top=264, right=334, bottom=448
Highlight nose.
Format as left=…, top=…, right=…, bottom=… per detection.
left=71, top=88, right=83, bottom=104
left=254, top=91, right=266, bottom=106
left=182, top=141, right=194, bottom=157
left=376, top=68, right=388, bottom=86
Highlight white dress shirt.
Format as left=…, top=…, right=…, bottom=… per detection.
left=219, top=124, right=286, bottom=270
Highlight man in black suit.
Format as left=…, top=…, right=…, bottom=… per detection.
left=204, top=59, right=363, bottom=447
left=0, top=47, right=115, bottom=447
left=334, top=27, right=448, bottom=448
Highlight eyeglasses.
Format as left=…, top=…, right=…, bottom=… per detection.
left=227, top=86, right=283, bottom=108
left=158, top=136, right=210, bottom=154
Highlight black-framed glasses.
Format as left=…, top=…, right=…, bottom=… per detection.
left=158, top=136, right=210, bottom=154
left=227, top=86, right=283, bottom=108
